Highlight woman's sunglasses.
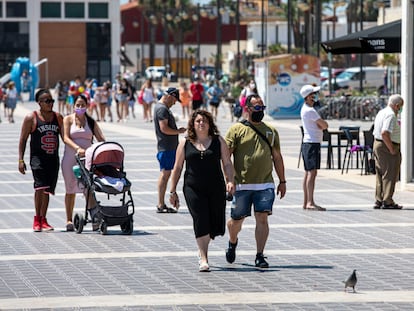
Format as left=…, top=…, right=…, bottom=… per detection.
left=39, top=99, right=55, bottom=105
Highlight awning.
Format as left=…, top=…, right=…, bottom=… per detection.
left=321, top=19, right=401, bottom=54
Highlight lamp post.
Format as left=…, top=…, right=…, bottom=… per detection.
left=216, top=0, right=223, bottom=79
left=236, top=0, right=240, bottom=80
left=196, top=3, right=201, bottom=66
left=140, top=11, right=145, bottom=76
left=287, top=0, right=291, bottom=53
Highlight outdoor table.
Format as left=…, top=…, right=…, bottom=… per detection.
left=326, top=128, right=360, bottom=169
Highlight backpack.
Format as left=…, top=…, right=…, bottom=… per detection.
left=233, top=100, right=242, bottom=118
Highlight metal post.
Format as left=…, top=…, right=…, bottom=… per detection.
left=359, top=0, right=364, bottom=92
left=140, top=11, right=145, bottom=76
left=287, top=0, right=291, bottom=53
left=236, top=0, right=240, bottom=80
left=216, top=0, right=222, bottom=78
left=197, top=3, right=201, bottom=66
left=261, top=0, right=265, bottom=57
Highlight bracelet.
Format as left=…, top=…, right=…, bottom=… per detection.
left=19, top=159, right=25, bottom=163
left=279, top=181, right=286, bottom=184
left=170, top=191, right=177, bottom=195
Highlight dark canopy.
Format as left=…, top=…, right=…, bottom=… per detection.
left=321, top=19, right=401, bottom=54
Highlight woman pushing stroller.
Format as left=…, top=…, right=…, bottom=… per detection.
left=61, top=94, right=105, bottom=231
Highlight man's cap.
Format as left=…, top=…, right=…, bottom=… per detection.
left=164, top=87, right=180, bottom=102
left=300, top=85, right=320, bottom=99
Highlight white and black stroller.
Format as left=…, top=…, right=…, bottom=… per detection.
left=73, top=141, right=134, bottom=235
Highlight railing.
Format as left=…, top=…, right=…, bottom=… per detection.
left=317, top=95, right=388, bottom=121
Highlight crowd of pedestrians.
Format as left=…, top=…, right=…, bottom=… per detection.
left=11, top=72, right=405, bottom=273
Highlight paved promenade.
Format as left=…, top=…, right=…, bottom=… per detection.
left=1, top=100, right=414, bottom=310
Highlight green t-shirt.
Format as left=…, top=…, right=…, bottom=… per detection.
left=225, top=122, right=280, bottom=189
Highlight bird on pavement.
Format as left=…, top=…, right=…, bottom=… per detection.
left=343, top=269, right=357, bottom=292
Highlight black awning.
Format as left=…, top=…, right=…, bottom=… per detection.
left=321, top=19, right=401, bottom=54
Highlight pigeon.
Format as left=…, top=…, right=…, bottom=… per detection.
left=343, top=269, right=357, bottom=292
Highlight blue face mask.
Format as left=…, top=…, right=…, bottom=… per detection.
left=313, top=93, right=319, bottom=103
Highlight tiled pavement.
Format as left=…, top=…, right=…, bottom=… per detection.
left=1, top=99, right=414, bottom=310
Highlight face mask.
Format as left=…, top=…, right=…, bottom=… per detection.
left=251, top=111, right=264, bottom=122
left=75, top=107, right=87, bottom=115
left=399, top=106, right=403, bottom=114
left=313, top=93, right=319, bottom=103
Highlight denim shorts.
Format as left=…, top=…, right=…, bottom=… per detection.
left=156, top=150, right=176, bottom=171
left=230, top=188, right=275, bottom=220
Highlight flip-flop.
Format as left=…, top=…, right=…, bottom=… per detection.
left=156, top=205, right=178, bottom=213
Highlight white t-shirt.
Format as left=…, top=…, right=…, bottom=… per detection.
left=301, top=103, right=323, bottom=143
left=373, top=106, right=400, bottom=144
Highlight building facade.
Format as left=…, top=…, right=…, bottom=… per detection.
left=0, top=0, right=120, bottom=87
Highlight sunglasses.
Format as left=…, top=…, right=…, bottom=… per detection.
left=248, top=105, right=266, bottom=111
left=39, top=99, right=55, bottom=105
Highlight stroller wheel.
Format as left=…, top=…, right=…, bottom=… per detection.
left=74, top=214, right=84, bottom=234
left=121, top=219, right=133, bottom=235
left=100, top=222, right=108, bottom=235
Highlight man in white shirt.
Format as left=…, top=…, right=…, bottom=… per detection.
left=372, top=94, right=404, bottom=209
left=300, top=85, right=329, bottom=211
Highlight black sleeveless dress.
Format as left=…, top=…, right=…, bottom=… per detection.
left=183, top=136, right=226, bottom=239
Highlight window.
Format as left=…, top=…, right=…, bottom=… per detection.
left=89, top=3, right=108, bottom=19
left=0, top=2, right=2, bottom=17
left=65, top=2, right=84, bottom=18
left=6, top=2, right=26, bottom=18
left=41, top=2, right=61, bottom=18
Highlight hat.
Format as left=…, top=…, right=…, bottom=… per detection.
left=164, top=87, right=180, bottom=102
left=300, top=85, right=320, bottom=99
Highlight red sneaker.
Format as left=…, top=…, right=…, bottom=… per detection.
left=40, top=217, right=54, bottom=231
left=33, top=216, right=41, bottom=232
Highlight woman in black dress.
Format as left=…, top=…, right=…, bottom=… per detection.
left=169, top=110, right=234, bottom=272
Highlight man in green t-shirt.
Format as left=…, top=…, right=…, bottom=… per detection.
left=225, top=94, right=287, bottom=268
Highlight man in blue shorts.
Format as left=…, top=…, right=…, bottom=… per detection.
left=154, top=87, right=186, bottom=213
left=225, top=94, right=287, bottom=268
left=300, top=84, right=329, bottom=211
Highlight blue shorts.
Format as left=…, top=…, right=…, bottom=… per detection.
left=302, top=143, right=321, bottom=171
left=230, top=188, right=275, bottom=220
left=156, top=150, right=176, bottom=171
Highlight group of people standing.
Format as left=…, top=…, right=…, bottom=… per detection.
left=17, top=79, right=404, bottom=273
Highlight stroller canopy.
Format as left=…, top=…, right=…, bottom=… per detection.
left=85, top=142, right=124, bottom=171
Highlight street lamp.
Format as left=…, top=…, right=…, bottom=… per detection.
left=332, top=1, right=347, bottom=38
left=216, top=0, right=222, bottom=79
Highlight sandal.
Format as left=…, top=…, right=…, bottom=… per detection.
left=156, top=204, right=178, bottom=213
left=382, top=203, right=403, bottom=209
left=373, top=201, right=383, bottom=209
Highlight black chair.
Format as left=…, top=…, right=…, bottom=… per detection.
left=297, top=126, right=304, bottom=168
left=361, top=129, right=375, bottom=175
left=339, top=125, right=360, bottom=168
left=341, top=128, right=364, bottom=174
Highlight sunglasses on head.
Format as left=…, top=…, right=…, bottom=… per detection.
left=39, top=99, right=55, bottom=105
left=248, top=105, right=266, bottom=111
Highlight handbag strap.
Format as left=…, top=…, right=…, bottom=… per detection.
left=240, top=120, right=272, bottom=152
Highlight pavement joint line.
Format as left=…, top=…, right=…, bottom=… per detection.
left=0, top=290, right=414, bottom=309
left=1, top=222, right=414, bottom=234
left=1, top=248, right=414, bottom=261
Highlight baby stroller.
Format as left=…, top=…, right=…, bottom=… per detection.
left=73, top=141, right=134, bottom=235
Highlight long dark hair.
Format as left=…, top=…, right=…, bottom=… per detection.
left=187, top=110, right=219, bottom=142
